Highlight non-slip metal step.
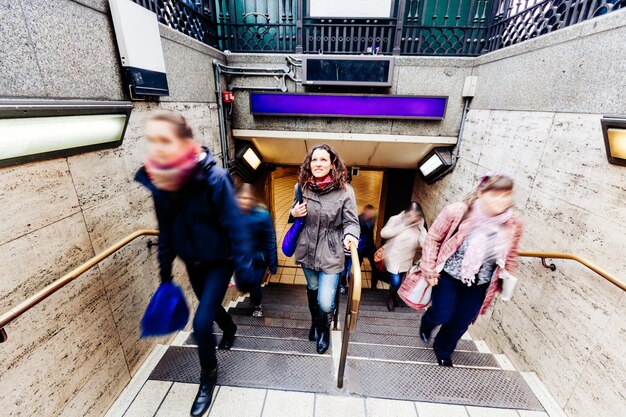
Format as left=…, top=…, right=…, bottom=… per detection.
left=211, top=324, right=311, bottom=340
left=345, top=358, right=544, bottom=411
left=347, top=343, right=498, bottom=368
left=349, top=332, right=479, bottom=351
left=149, top=346, right=335, bottom=394
left=184, top=333, right=326, bottom=355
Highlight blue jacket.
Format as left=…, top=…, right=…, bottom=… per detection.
left=242, top=206, right=278, bottom=274
left=135, top=150, right=253, bottom=282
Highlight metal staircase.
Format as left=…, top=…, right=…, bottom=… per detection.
left=147, top=283, right=544, bottom=412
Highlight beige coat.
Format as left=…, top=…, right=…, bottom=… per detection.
left=381, top=212, right=427, bottom=274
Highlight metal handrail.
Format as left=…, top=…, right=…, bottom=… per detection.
left=337, top=242, right=362, bottom=389
left=518, top=251, right=625, bottom=291
left=0, top=229, right=159, bottom=343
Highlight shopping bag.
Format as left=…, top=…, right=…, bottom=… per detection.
left=398, top=264, right=432, bottom=311
left=141, top=282, right=189, bottom=338
left=373, top=246, right=386, bottom=272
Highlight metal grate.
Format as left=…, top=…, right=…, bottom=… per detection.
left=349, top=332, right=479, bottom=351
left=150, top=347, right=335, bottom=394
left=348, top=343, right=499, bottom=368
left=345, top=359, right=544, bottom=411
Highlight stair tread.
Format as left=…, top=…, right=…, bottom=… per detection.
left=150, top=346, right=334, bottom=393
left=212, top=324, right=311, bottom=340
left=345, top=358, right=543, bottom=411
left=349, top=332, right=478, bottom=351
left=347, top=343, right=499, bottom=368
left=185, top=333, right=327, bottom=355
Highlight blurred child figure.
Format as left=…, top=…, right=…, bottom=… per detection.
left=419, top=174, right=523, bottom=367
left=236, top=184, right=278, bottom=317
left=340, top=204, right=379, bottom=293
left=380, top=202, right=427, bottom=311
left=135, top=110, right=253, bottom=416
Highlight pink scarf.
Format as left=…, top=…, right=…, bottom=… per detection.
left=144, top=142, right=202, bottom=192
left=457, top=200, right=512, bottom=286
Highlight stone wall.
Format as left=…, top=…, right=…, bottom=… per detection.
left=225, top=53, right=474, bottom=139
left=413, top=11, right=626, bottom=417
left=0, top=1, right=225, bottom=416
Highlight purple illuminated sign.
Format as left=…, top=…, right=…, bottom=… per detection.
left=250, top=93, right=447, bottom=120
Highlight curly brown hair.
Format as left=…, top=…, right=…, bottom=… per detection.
left=298, top=143, right=348, bottom=189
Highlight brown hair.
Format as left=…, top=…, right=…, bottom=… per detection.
left=236, top=183, right=257, bottom=200
left=464, top=174, right=514, bottom=206
left=298, top=143, right=348, bottom=189
left=145, top=109, right=194, bottom=140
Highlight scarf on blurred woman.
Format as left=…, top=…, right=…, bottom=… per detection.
left=457, top=200, right=513, bottom=286
left=306, top=174, right=335, bottom=194
left=144, top=142, right=202, bottom=192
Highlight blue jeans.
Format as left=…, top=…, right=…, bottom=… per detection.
left=420, top=272, right=489, bottom=360
left=389, top=272, right=405, bottom=289
left=187, top=261, right=234, bottom=372
left=302, top=267, right=340, bottom=313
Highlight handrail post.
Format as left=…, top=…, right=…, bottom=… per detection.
left=337, top=242, right=362, bottom=388
left=0, top=328, right=7, bottom=343
left=392, top=0, right=407, bottom=55
left=295, top=0, right=304, bottom=53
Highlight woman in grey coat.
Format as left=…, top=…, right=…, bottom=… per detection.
left=290, top=144, right=360, bottom=354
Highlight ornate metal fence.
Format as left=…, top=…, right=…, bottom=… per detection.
left=133, top=0, right=625, bottom=56
left=132, top=0, right=219, bottom=46
left=483, top=0, right=624, bottom=52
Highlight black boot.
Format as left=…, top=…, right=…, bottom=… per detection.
left=217, top=321, right=237, bottom=350
left=386, top=288, right=398, bottom=312
left=306, top=289, right=319, bottom=342
left=316, top=312, right=333, bottom=354
left=190, top=365, right=218, bottom=416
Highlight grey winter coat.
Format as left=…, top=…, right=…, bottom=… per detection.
left=292, top=184, right=360, bottom=274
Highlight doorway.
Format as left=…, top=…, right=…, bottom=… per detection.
left=269, top=167, right=386, bottom=288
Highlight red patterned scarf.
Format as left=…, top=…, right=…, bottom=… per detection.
left=144, top=142, right=202, bottom=192
left=306, top=174, right=335, bottom=194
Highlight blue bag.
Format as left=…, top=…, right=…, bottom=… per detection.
left=141, top=282, right=190, bottom=338
left=281, top=184, right=305, bottom=257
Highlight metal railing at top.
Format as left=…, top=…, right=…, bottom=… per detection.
left=132, top=0, right=624, bottom=56
left=337, top=241, right=362, bottom=389
left=0, top=229, right=160, bottom=343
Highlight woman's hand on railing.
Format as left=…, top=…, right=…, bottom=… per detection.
left=344, top=235, right=358, bottom=250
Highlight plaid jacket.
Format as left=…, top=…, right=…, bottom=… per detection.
left=420, top=202, right=524, bottom=315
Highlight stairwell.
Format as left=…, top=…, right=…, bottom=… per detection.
left=106, top=283, right=566, bottom=417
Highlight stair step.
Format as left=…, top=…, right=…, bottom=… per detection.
left=150, top=346, right=334, bottom=394
left=210, top=324, right=311, bottom=340
left=345, top=358, right=544, bottom=411
left=246, top=293, right=413, bottom=311
left=184, top=334, right=327, bottom=355
left=347, top=343, right=499, bottom=368
left=349, top=332, right=479, bottom=352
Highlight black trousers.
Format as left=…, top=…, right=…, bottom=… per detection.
left=420, top=271, right=489, bottom=360
left=186, top=261, right=234, bottom=372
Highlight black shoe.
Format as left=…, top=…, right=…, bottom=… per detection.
left=419, top=326, right=431, bottom=343
left=316, top=312, right=332, bottom=354
left=307, top=289, right=319, bottom=342
left=190, top=367, right=218, bottom=416
left=217, top=323, right=237, bottom=350
left=436, top=355, right=453, bottom=367
left=386, top=288, right=397, bottom=312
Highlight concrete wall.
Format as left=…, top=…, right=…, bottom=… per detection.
left=0, top=1, right=225, bottom=416
left=413, top=11, right=626, bottom=417
left=225, top=53, right=474, bottom=139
